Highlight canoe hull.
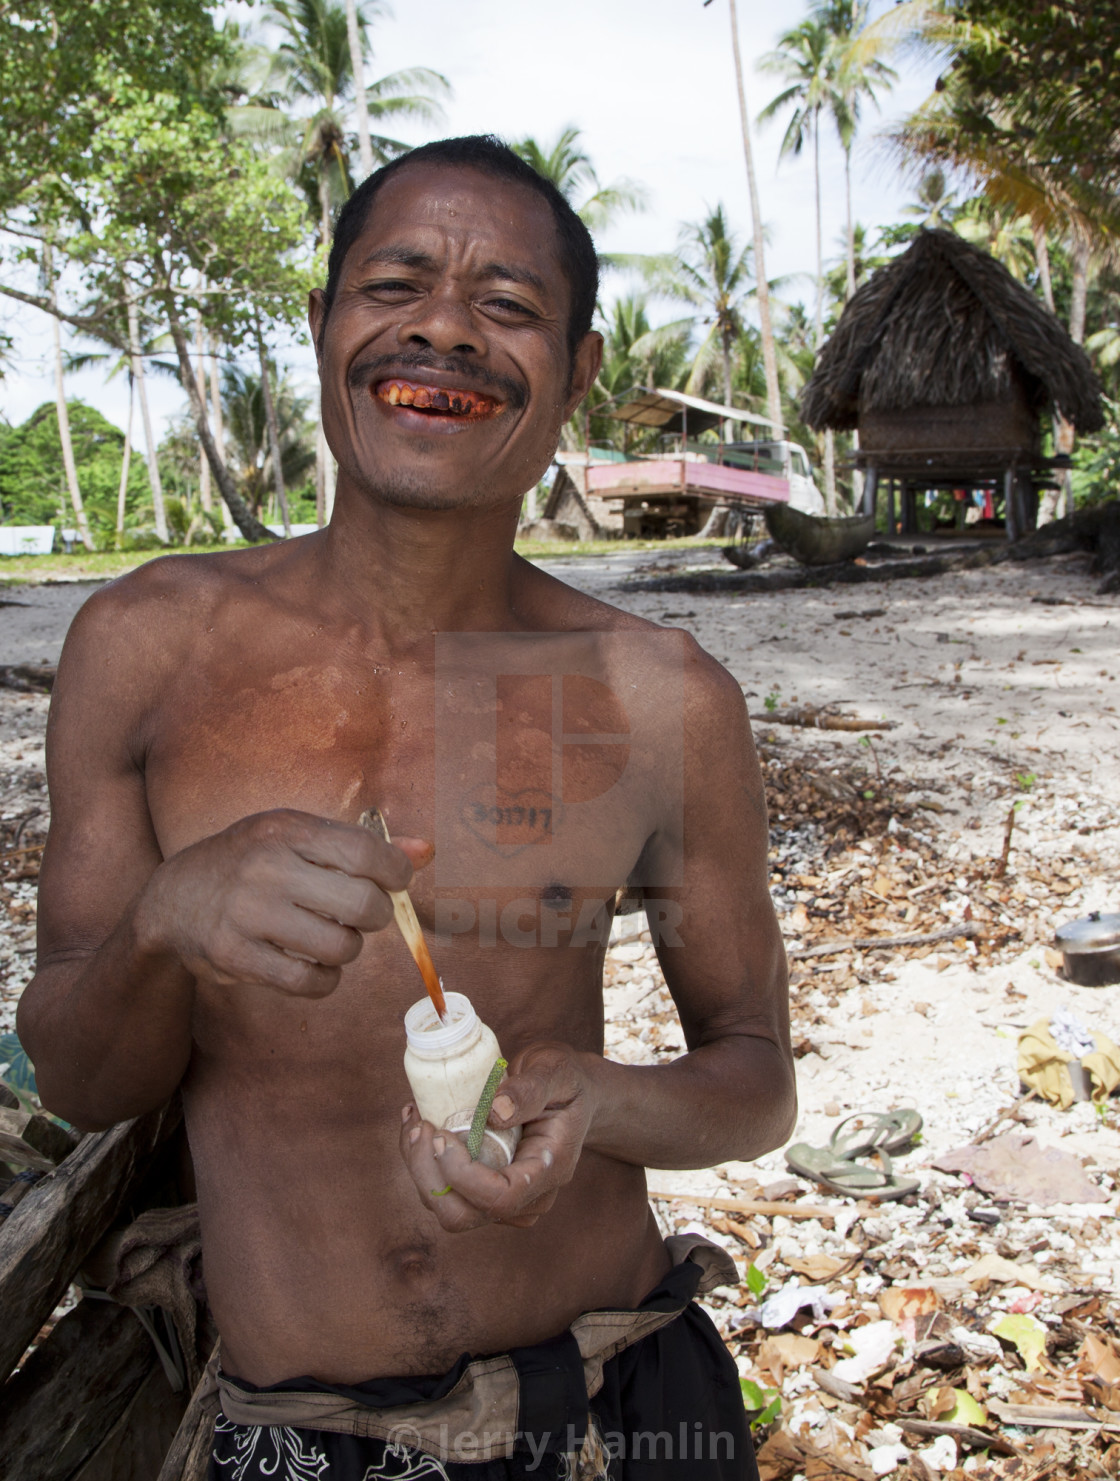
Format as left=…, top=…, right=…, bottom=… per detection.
left=764, top=505, right=875, bottom=566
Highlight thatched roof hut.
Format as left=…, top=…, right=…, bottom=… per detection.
left=802, top=229, right=1102, bottom=441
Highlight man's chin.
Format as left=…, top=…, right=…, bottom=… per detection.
left=352, top=470, right=499, bottom=513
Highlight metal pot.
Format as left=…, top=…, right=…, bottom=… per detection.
left=1054, top=910, right=1120, bottom=987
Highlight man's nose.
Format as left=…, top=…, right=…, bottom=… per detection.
left=397, top=289, right=485, bottom=357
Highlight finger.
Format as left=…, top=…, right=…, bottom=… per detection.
left=286, top=859, right=394, bottom=933
left=250, top=902, right=365, bottom=968
left=489, top=1060, right=578, bottom=1130
left=432, top=1130, right=564, bottom=1223
left=201, top=937, right=343, bottom=999
left=400, top=1111, right=489, bottom=1231
left=259, top=812, right=415, bottom=892
left=395, top=836, right=435, bottom=870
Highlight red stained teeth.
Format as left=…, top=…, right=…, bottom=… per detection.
left=376, top=380, right=498, bottom=417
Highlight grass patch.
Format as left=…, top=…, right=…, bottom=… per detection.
left=0, top=542, right=248, bottom=585
left=2, top=536, right=729, bottom=585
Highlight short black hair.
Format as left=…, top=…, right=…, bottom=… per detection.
left=320, top=135, right=599, bottom=358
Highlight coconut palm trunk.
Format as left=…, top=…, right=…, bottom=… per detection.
left=116, top=374, right=134, bottom=540
left=344, top=0, right=374, bottom=178
left=256, top=315, right=293, bottom=536
left=161, top=291, right=273, bottom=542
left=127, top=296, right=170, bottom=544
left=813, top=113, right=824, bottom=350
left=43, top=246, right=94, bottom=551
left=727, top=0, right=783, bottom=432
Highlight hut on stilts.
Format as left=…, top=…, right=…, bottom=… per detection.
left=801, top=228, right=1103, bottom=539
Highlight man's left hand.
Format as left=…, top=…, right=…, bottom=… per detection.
left=399, top=1043, right=596, bottom=1231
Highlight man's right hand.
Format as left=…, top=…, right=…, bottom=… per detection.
left=136, top=809, right=432, bottom=999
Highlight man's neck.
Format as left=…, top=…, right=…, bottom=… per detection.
left=314, top=482, right=526, bottom=652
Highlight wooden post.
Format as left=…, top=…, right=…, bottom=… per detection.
left=862, top=464, right=878, bottom=521
left=1004, top=467, right=1017, bottom=541
left=887, top=478, right=896, bottom=537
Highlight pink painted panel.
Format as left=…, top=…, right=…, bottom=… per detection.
left=584, top=459, right=789, bottom=506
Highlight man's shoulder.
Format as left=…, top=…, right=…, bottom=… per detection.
left=61, top=546, right=278, bottom=674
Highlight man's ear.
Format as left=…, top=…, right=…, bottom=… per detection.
left=563, top=331, right=604, bottom=419
left=308, top=289, right=326, bottom=367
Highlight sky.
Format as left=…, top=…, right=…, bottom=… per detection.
left=0, top=0, right=940, bottom=443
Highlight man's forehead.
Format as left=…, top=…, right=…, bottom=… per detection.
left=346, top=164, right=565, bottom=284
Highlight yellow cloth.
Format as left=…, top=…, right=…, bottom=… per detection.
left=1017, top=1019, right=1120, bottom=1109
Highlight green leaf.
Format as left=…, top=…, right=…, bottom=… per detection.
left=745, top=1262, right=768, bottom=1297
left=739, top=1378, right=782, bottom=1430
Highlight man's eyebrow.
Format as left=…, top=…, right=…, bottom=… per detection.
left=360, top=246, right=438, bottom=270
left=359, top=245, right=548, bottom=296
left=478, top=261, right=548, bottom=295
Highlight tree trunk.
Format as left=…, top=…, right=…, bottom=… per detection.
left=727, top=0, right=782, bottom=433
left=316, top=419, right=327, bottom=528
left=1032, top=223, right=1055, bottom=312
left=813, top=111, right=823, bottom=352
left=127, top=296, right=170, bottom=544
left=43, top=246, right=94, bottom=551
left=1053, top=237, right=1091, bottom=520
left=163, top=297, right=274, bottom=542
left=116, top=374, right=134, bottom=540
left=345, top=0, right=374, bottom=180
left=255, top=316, right=292, bottom=537
left=844, top=145, right=856, bottom=302
left=823, top=429, right=838, bottom=515
left=207, top=335, right=236, bottom=536
left=720, top=329, right=734, bottom=411
left=193, top=306, right=213, bottom=514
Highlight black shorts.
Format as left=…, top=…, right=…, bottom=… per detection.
left=209, top=1266, right=758, bottom=1479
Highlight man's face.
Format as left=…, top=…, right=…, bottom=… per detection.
left=308, top=164, right=602, bottom=512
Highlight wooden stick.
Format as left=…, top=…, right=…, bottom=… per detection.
left=359, top=809, right=447, bottom=1021
left=750, top=707, right=897, bottom=732
left=994, top=802, right=1018, bottom=879
left=788, top=920, right=981, bottom=960
left=647, top=1189, right=841, bottom=1220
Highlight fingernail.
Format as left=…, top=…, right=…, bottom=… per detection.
left=408, top=1126, right=420, bottom=1145
left=433, top=1135, right=446, bottom=1156
left=402, top=1104, right=414, bottom=1124
left=541, top=1149, right=553, bottom=1169
left=493, top=1094, right=514, bottom=1121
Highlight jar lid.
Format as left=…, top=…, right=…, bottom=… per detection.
left=404, top=991, right=476, bottom=1053
left=1054, top=911, right=1120, bottom=954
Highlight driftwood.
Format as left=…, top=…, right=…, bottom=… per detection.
left=156, top=1345, right=220, bottom=1481
left=751, top=707, right=897, bottom=732
left=0, top=1100, right=180, bottom=1377
left=647, top=1190, right=841, bottom=1220
left=0, top=1104, right=80, bottom=1172
left=70, top=1363, right=186, bottom=1481
left=0, top=1294, right=175, bottom=1479
left=899, top=1418, right=1020, bottom=1457
left=0, top=662, right=56, bottom=694
left=787, top=920, right=982, bottom=960
left=626, top=545, right=1002, bottom=596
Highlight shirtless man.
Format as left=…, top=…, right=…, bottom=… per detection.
left=19, top=136, right=794, bottom=1480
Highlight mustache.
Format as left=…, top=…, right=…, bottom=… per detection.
left=347, top=350, right=527, bottom=410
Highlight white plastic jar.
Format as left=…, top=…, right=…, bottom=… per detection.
left=403, top=992, right=520, bottom=1168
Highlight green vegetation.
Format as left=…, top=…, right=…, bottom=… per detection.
left=2, top=0, right=1120, bottom=541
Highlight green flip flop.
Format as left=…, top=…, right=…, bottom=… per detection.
left=828, top=1109, right=923, bottom=1160
left=784, top=1142, right=919, bottom=1203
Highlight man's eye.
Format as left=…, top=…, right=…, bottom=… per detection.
left=366, top=280, right=416, bottom=295
left=486, top=297, right=537, bottom=317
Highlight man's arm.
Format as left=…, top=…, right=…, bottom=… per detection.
left=18, top=571, right=422, bottom=1131
left=401, top=640, right=795, bottom=1230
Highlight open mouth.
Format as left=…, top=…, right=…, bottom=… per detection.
left=375, top=379, right=503, bottom=420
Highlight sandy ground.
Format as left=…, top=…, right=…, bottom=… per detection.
left=3, top=545, right=1120, bottom=1474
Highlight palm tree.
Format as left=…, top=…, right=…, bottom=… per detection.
left=758, top=18, right=832, bottom=348
left=901, top=167, right=958, bottom=230
left=644, top=207, right=758, bottom=408
left=511, top=127, right=648, bottom=234
left=818, top=1, right=898, bottom=303
left=42, top=245, right=93, bottom=550
left=221, top=364, right=316, bottom=517
left=268, top=0, right=449, bottom=249
left=721, top=0, right=783, bottom=433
